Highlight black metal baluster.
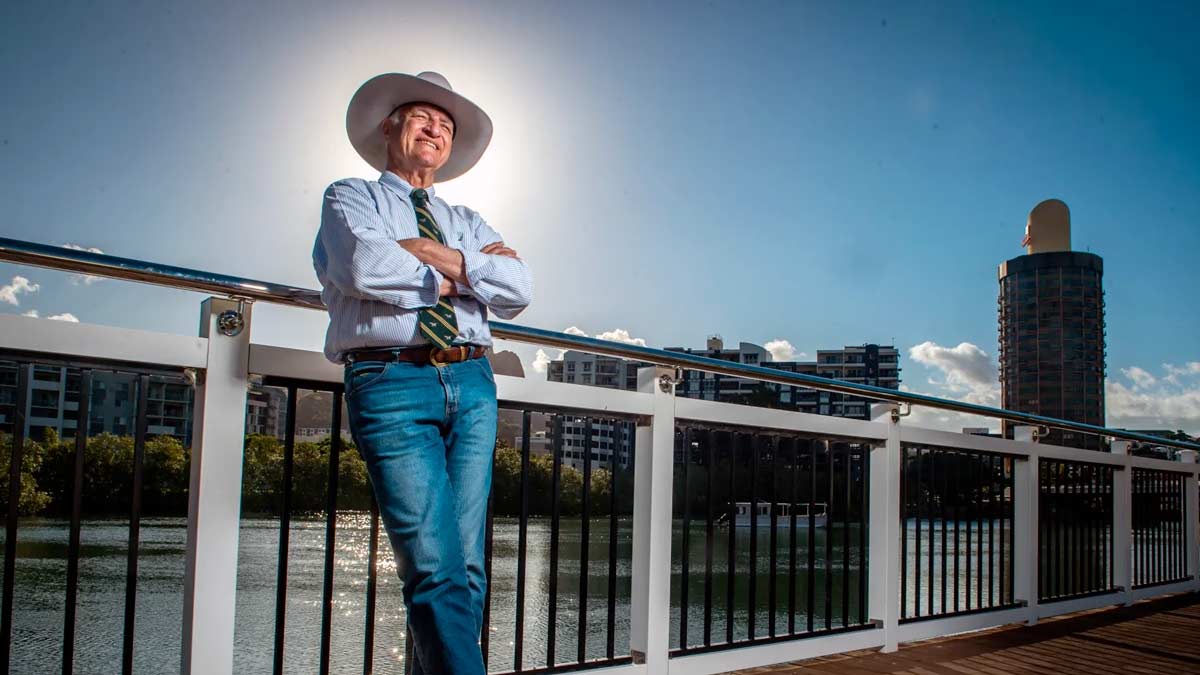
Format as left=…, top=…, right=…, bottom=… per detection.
left=1148, top=470, right=1156, bottom=585
left=121, top=374, right=150, bottom=675
left=577, top=418, right=593, bottom=663
left=940, top=448, right=948, bottom=615
left=976, top=453, right=984, bottom=608
left=679, top=427, right=692, bottom=650
left=547, top=414, right=563, bottom=666
left=858, top=446, right=868, bottom=625
left=1037, top=460, right=1045, bottom=599
left=787, top=438, right=798, bottom=635
left=1106, top=467, right=1113, bottom=591
left=1158, top=471, right=1165, bottom=584
left=1008, top=460, right=1015, bottom=603
left=482, top=466, right=495, bottom=668
left=704, top=429, right=715, bottom=647
left=514, top=412, right=531, bottom=671
left=927, top=447, right=934, bottom=617
left=842, top=444, right=851, bottom=627
left=965, top=454, right=974, bottom=608
left=806, top=440, right=816, bottom=633
left=996, top=456, right=1005, bottom=605
left=726, top=432, right=736, bottom=644
left=1098, top=465, right=1105, bottom=589
left=1178, top=474, right=1185, bottom=581
left=900, top=446, right=908, bottom=620
left=1074, top=463, right=1082, bottom=593
left=824, top=440, right=833, bottom=631
left=768, top=437, right=779, bottom=637
left=1133, top=470, right=1141, bottom=587
left=363, top=498, right=379, bottom=675
left=1088, top=464, right=1097, bottom=592
left=606, top=419, right=618, bottom=660
left=914, top=447, right=923, bottom=618
left=274, top=385, right=298, bottom=675
left=0, top=364, right=28, bottom=674
left=1070, top=458, right=1080, bottom=590
left=318, top=391, right=343, bottom=675
left=1052, top=461, right=1061, bottom=597
left=61, top=369, right=92, bottom=675
left=988, top=455, right=996, bottom=606
left=953, top=450, right=960, bottom=612
left=747, top=434, right=758, bottom=640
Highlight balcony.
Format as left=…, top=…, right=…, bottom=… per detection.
left=1, top=238, right=1199, bottom=675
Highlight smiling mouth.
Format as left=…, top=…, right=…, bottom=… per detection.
left=419, top=140, right=438, bottom=151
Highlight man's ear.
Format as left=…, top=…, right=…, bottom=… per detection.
left=380, top=116, right=393, bottom=137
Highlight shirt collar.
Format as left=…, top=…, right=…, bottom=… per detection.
left=380, top=171, right=436, bottom=202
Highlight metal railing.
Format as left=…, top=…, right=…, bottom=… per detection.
left=899, top=445, right=1016, bottom=621
left=1, top=236, right=1199, bottom=675
left=2, top=236, right=1197, bottom=454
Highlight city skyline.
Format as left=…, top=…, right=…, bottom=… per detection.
left=1, top=2, right=1197, bottom=434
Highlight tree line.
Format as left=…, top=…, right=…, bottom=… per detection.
left=0, top=431, right=624, bottom=518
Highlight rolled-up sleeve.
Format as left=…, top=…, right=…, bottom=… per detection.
left=315, top=181, right=442, bottom=309
left=457, top=213, right=534, bottom=320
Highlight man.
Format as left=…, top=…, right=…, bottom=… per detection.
left=313, top=71, right=532, bottom=675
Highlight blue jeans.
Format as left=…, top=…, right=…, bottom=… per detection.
left=343, top=356, right=497, bottom=675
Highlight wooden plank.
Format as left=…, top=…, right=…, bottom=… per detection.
left=727, top=595, right=1200, bottom=675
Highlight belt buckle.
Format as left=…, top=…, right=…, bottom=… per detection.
left=429, top=346, right=448, bottom=367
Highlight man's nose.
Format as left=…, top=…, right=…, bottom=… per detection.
left=425, top=123, right=443, bottom=138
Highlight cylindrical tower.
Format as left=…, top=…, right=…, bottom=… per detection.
left=998, top=200, right=1106, bottom=449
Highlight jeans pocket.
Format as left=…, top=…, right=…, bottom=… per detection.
left=476, top=357, right=496, bottom=385
left=345, top=361, right=390, bottom=395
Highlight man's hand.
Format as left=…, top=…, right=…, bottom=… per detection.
left=481, top=241, right=520, bottom=259
left=438, top=277, right=458, bottom=297
left=397, top=238, right=467, bottom=283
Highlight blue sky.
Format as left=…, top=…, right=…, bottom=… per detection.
left=1, top=1, right=1197, bottom=432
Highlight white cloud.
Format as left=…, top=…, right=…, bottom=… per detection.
left=62, top=243, right=105, bottom=284
left=18, top=309, right=80, bottom=323
left=0, top=276, right=39, bottom=306
left=531, top=349, right=552, bottom=374
left=908, top=341, right=999, bottom=406
left=1121, top=366, right=1156, bottom=390
left=1107, top=374, right=1200, bottom=434
left=1163, top=362, right=1200, bottom=385
left=897, top=383, right=1000, bottom=433
left=764, top=339, right=796, bottom=362
left=528, top=326, right=649, bottom=373
left=595, top=328, right=646, bottom=346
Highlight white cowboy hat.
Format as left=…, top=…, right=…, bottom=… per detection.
left=346, top=71, right=492, bottom=182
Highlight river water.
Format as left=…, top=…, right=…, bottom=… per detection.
left=8, top=515, right=879, bottom=674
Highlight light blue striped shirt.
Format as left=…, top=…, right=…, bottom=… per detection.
left=313, top=171, right=533, bottom=362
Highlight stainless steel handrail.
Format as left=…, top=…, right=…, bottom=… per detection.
left=3, top=235, right=1198, bottom=452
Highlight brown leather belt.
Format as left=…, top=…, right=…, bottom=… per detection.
left=345, top=345, right=487, bottom=367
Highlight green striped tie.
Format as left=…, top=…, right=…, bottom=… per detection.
left=410, top=188, right=459, bottom=349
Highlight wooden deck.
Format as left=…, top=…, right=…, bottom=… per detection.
left=733, top=592, right=1200, bottom=675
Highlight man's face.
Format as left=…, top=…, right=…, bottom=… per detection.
left=384, top=103, right=455, bottom=173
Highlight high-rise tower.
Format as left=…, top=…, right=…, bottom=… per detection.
left=998, top=199, right=1106, bottom=449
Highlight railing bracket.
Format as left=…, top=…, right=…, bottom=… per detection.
left=658, top=367, right=683, bottom=393
left=891, top=402, right=912, bottom=423
left=217, top=297, right=252, bottom=337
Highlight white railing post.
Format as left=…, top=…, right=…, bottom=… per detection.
left=868, top=404, right=901, bottom=652
left=1178, top=449, right=1199, bottom=590
left=180, top=298, right=251, bottom=675
left=630, top=366, right=676, bottom=672
left=1110, top=441, right=1133, bottom=605
left=1013, top=451, right=1039, bottom=624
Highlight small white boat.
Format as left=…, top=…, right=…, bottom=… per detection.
left=732, top=501, right=828, bottom=528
